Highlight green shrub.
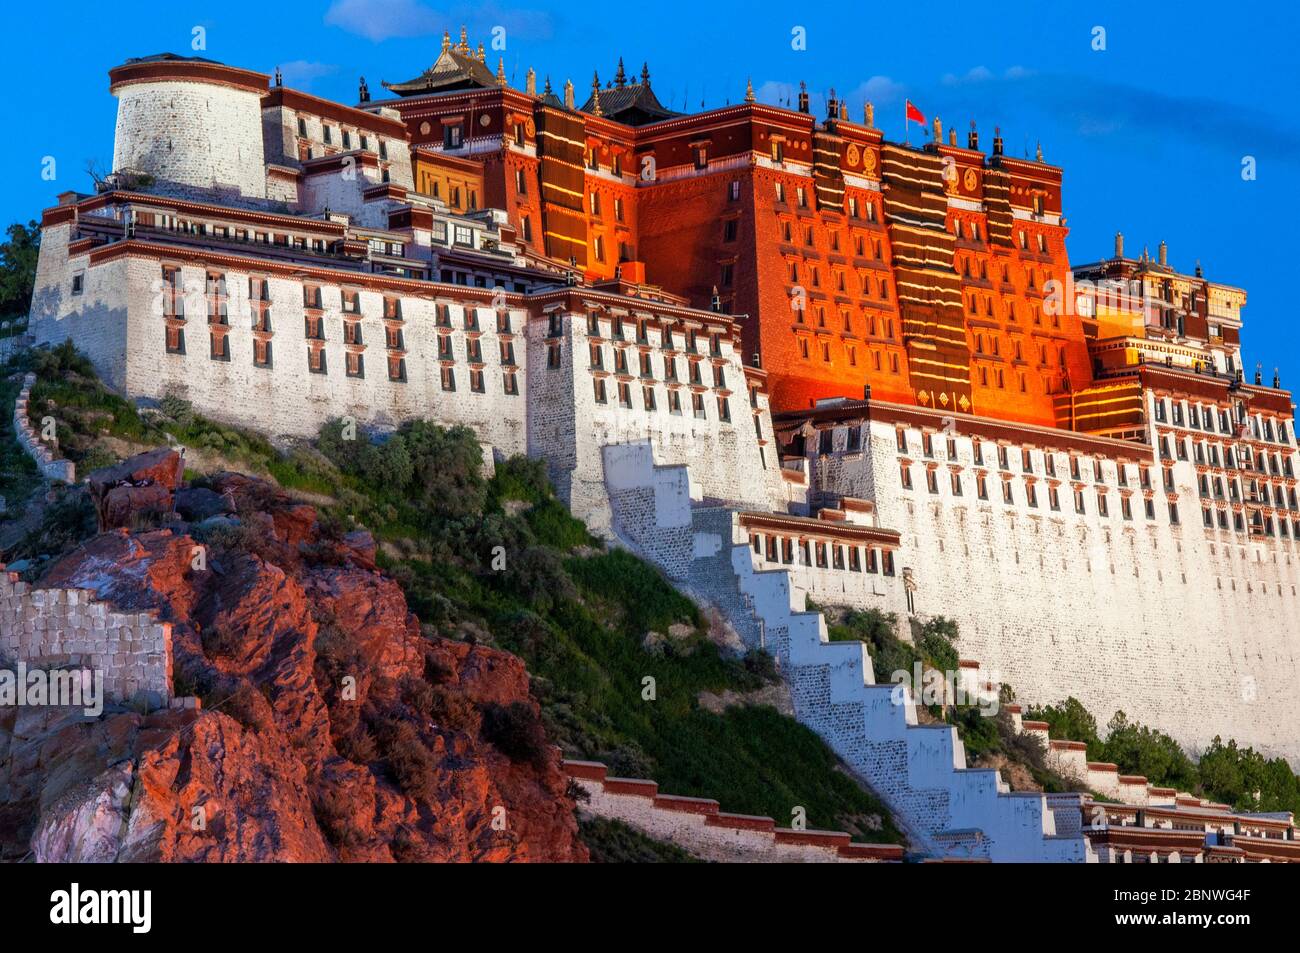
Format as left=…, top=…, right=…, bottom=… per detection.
left=1029, top=696, right=1102, bottom=759
left=567, top=549, right=700, bottom=636
left=916, top=616, right=960, bottom=672
left=11, top=487, right=97, bottom=562
left=480, top=700, right=550, bottom=768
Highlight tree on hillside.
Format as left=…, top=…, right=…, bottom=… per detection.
left=0, top=220, right=41, bottom=321
left=1197, top=737, right=1300, bottom=814
left=1030, top=696, right=1102, bottom=759
left=1099, top=711, right=1198, bottom=792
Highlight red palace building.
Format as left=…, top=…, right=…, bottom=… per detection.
left=379, top=29, right=1103, bottom=427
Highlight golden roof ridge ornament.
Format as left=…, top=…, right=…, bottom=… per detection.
left=744, top=77, right=755, bottom=103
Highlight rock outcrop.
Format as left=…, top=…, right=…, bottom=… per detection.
left=0, top=451, right=587, bottom=862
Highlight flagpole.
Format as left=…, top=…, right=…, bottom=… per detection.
left=905, top=102, right=909, bottom=146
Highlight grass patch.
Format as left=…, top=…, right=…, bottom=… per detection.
left=5, top=343, right=907, bottom=844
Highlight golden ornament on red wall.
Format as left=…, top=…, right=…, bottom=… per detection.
left=846, top=144, right=860, bottom=167
left=863, top=149, right=877, bottom=174
left=963, top=167, right=978, bottom=191
left=525, top=119, right=535, bottom=137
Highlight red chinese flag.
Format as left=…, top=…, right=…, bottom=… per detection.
left=906, top=100, right=925, bottom=124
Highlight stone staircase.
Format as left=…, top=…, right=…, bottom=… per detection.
left=601, top=444, right=1092, bottom=862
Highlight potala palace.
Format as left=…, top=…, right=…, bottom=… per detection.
left=22, top=34, right=1300, bottom=861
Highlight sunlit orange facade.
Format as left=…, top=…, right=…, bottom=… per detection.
left=379, top=32, right=1289, bottom=434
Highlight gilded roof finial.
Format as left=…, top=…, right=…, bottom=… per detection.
left=477, top=43, right=485, bottom=63
left=615, top=58, right=627, bottom=88
left=1036, top=140, right=1043, bottom=162
left=564, top=78, right=574, bottom=109
left=744, top=77, right=755, bottom=103
left=543, top=75, right=553, bottom=96
left=442, top=30, right=451, bottom=53
left=458, top=26, right=469, bottom=53
left=641, top=62, right=650, bottom=87
left=497, top=57, right=506, bottom=86
left=591, top=70, right=602, bottom=115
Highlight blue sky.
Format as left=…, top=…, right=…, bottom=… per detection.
left=4, top=0, right=1297, bottom=382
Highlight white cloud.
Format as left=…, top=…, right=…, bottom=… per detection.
left=847, top=75, right=905, bottom=107
left=278, top=60, right=338, bottom=90
left=325, top=0, right=442, bottom=42
left=941, top=65, right=995, bottom=86
left=323, top=0, right=554, bottom=43
left=755, top=75, right=903, bottom=116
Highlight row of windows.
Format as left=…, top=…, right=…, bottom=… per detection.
left=295, top=116, right=390, bottom=160
left=583, top=313, right=727, bottom=356
left=773, top=179, right=880, bottom=222
left=592, top=378, right=731, bottom=421
left=798, top=308, right=896, bottom=339
left=1197, top=472, right=1299, bottom=511
left=966, top=292, right=1058, bottom=328
left=150, top=216, right=333, bottom=256
left=750, top=533, right=897, bottom=575
left=1154, top=396, right=1292, bottom=446
left=899, top=453, right=1298, bottom=540
left=897, top=429, right=1154, bottom=489
left=797, top=336, right=903, bottom=374
left=788, top=263, right=891, bottom=299
left=779, top=220, right=885, bottom=259
left=589, top=343, right=725, bottom=388
left=170, top=319, right=525, bottom=395
left=901, top=461, right=1171, bottom=523
left=1158, top=431, right=1295, bottom=477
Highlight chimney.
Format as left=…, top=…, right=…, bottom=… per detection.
left=1114, top=232, right=1124, bottom=259
left=1158, top=240, right=1168, bottom=267
left=797, top=81, right=809, bottom=113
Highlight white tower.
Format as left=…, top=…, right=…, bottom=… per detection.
left=109, top=54, right=269, bottom=203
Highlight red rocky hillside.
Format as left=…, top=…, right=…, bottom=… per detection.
left=0, top=450, right=587, bottom=862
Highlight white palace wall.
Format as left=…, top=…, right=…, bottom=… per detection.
left=530, top=303, right=784, bottom=535
left=32, top=245, right=531, bottom=453
left=805, top=414, right=1300, bottom=765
